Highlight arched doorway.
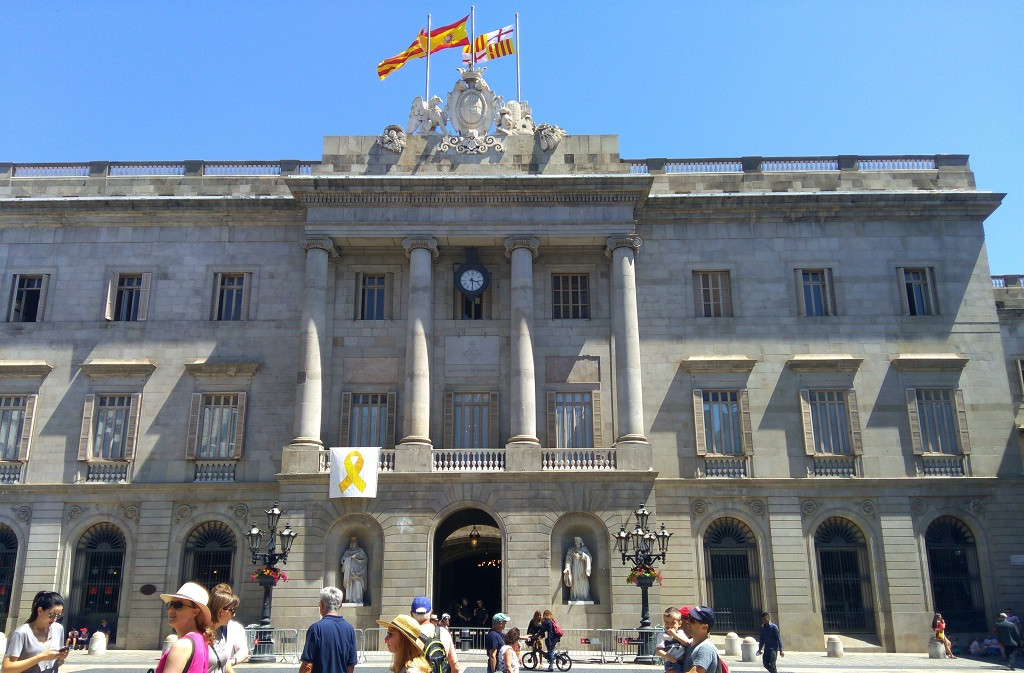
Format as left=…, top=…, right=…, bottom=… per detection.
left=814, top=517, right=875, bottom=633
left=0, top=524, right=17, bottom=628
left=704, top=517, right=762, bottom=634
left=434, top=509, right=501, bottom=627
left=182, top=521, right=237, bottom=590
left=926, top=516, right=985, bottom=632
left=68, top=522, right=126, bottom=644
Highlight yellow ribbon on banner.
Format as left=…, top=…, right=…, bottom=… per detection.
left=338, top=451, right=367, bottom=493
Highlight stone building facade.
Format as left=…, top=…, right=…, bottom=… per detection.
left=1, top=111, right=1021, bottom=652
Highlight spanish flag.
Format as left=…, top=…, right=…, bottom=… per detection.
left=418, top=14, right=470, bottom=55
left=377, top=37, right=425, bottom=80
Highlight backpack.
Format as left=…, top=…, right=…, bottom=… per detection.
left=692, top=639, right=727, bottom=673
left=418, top=631, right=451, bottom=673
left=551, top=619, right=564, bottom=638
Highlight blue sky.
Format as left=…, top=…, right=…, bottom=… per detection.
left=2, top=1, right=1021, bottom=273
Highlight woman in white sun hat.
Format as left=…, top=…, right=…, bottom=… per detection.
left=153, top=582, right=213, bottom=673
left=375, top=614, right=429, bottom=673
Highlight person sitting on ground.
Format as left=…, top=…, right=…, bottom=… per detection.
left=970, top=637, right=985, bottom=656
left=984, top=633, right=1002, bottom=656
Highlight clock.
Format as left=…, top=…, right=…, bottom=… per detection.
left=455, top=260, right=490, bottom=299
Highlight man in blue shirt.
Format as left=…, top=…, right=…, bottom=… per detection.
left=757, top=612, right=784, bottom=673
left=486, top=613, right=508, bottom=673
left=299, top=586, right=358, bottom=673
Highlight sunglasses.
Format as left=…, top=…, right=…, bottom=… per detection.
left=385, top=631, right=397, bottom=640
left=220, top=607, right=237, bottom=614
left=47, top=611, right=63, bottom=620
left=166, top=600, right=195, bottom=611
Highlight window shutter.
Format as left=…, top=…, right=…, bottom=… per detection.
left=925, top=266, right=939, bottom=315
left=721, top=272, right=733, bottom=317
left=385, top=392, right=397, bottom=449
left=590, top=388, right=603, bottom=448
left=488, top=391, right=500, bottom=448
left=692, top=388, right=707, bottom=456
left=17, top=394, right=37, bottom=461
left=79, top=394, right=96, bottom=460
left=692, top=274, right=703, bottom=318
left=231, top=392, right=247, bottom=459
left=799, top=389, right=815, bottom=456
left=546, top=391, right=557, bottom=448
left=1017, top=359, right=1024, bottom=395
left=211, top=272, right=223, bottom=320
left=794, top=269, right=806, bottom=317
left=36, top=275, right=50, bottom=322
left=443, top=391, right=454, bottom=448
left=339, top=393, right=353, bottom=445
left=104, top=272, right=119, bottom=320
left=123, top=392, right=143, bottom=460
left=384, top=272, right=395, bottom=320
left=824, top=267, right=836, bottom=316
left=739, top=389, right=753, bottom=456
left=185, top=393, right=203, bottom=459
left=846, top=388, right=862, bottom=455
left=954, top=388, right=971, bottom=454
left=906, top=388, right=924, bottom=455
left=895, top=267, right=909, bottom=315
left=136, top=272, right=152, bottom=321
left=353, top=273, right=363, bottom=320
left=241, top=272, right=252, bottom=320
left=6, top=274, right=16, bottom=321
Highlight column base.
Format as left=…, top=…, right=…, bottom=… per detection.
left=279, top=438, right=324, bottom=474
left=506, top=435, right=540, bottom=447
left=396, top=441, right=433, bottom=472
left=612, top=439, right=652, bottom=471
left=505, top=440, right=542, bottom=471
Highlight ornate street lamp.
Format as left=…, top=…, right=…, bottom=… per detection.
left=614, top=502, right=672, bottom=664
left=247, top=503, right=298, bottom=663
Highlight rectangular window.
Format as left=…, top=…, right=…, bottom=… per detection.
left=803, top=390, right=854, bottom=455
left=198, top=394, right=240, bottom=458
left=93, top=395, right=133, bottom=460
left=796, top=268, right=836, bottom=317
left=213, top=272, right=250, bottom=321
left=345, top=393, right=393, bottom=447
left=357, top=273, right=391, bottom=321
left=906, top=388, right=969, bottom=456
left=0, top=396, right=28, bottom=461
left=898, top=266, right=938, bottom=316
left=105, top=272, right=151, bottom=321
left=693, top=271, right=733, bottom=318
left=8, top=274, right=49, bottom=322
left=450, top=392, right=491, bottom=449
left=702, top=391, right=742, bottom=455
left=552, top=273, right=590, bottom=319
left=460, top=295, right=484, bottom=320
left=553, top=391, right=594, bottom=448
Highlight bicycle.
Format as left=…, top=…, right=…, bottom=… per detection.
left=522, top=646, right=572, bottom=671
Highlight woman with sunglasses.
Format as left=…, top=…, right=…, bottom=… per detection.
left=2, top=591, right=68, bottom=673
left=210, top=584, right=247, bottom=667
left=375, top=614, right=429, bottom=673
left=154, top=582, right=213, bottom=673
left=206, top=587, right=240, bottom=673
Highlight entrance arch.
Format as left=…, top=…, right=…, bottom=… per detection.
left=926, top=516, right=985, bottom=632
left=434, top=509, right=502, bottom=626
left=704, top=517, right=762, bottom=634
left=814, top=517, right=875, bottom=634
left=68, top=522, right=126, bottom=643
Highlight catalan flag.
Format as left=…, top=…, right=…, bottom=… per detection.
left=418, top=14, right=470, bottom=55
left=462, top=24, right=515, bottom=65
left=377, top=37, right=425, bottom=80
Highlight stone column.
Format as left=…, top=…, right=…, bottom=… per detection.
left=606, top=235, right=648, bottom=444
left=505, top=237, right=540, bottom=447
left=400, top=237, right=437, bottom=446
left=290, top=237, right=334, bottom=449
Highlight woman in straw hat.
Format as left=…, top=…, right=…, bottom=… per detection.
left=154, top=582, right=213, bottom=673
left=375, top=614, right=429, bottom=673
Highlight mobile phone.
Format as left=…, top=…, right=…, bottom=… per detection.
left=58, top=646, right=70, bottom=653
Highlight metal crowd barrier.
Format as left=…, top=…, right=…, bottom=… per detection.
left=244, top=627, right=302, bottom=664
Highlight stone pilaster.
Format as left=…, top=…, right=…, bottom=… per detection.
left=605, top=235, right=648, bottom=444
left=505, top=237, right=541, bottom=447
left=400, top=237, right=437, bottom=447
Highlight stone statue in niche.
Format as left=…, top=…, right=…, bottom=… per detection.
left=562, top=536, right=593, bottom=602
left=340, top=536, right=368, bottom=605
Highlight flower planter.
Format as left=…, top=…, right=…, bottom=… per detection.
left=256, top=574, right=278, bottom=588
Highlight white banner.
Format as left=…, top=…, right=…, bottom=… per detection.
left=329, top=446, right=380, bottom=498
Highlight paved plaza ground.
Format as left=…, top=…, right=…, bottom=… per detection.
left=55, top=649, right=1021, bottom=673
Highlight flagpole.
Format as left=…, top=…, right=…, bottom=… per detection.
left=515, top=13, right=521, bottom=100
left=470, top=6, right=476, bottom=68
left=425, top=14, right=431, bottom=100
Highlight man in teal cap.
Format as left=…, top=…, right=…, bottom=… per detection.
left=486, top=612, right=509, bottom=673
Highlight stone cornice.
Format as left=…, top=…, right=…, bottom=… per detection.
left=0, top=362, right=53, bottom=379
left=79, top=359, right=156, bottom=378
left=890, top=354, right=969, bottom=372
left=786, top=355, right=863, bottom=373
left=184, top=360, right=262, bottom=377
left=680, top=356, right=758, bottom=374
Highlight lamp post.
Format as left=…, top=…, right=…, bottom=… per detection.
left=246, top=503, right=298, bottom=663
left=614, top=502, right=672, bottom=664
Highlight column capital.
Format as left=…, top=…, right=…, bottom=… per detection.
left=403, top=236, right=439, bottom=259
left=604, top=234, right=642, bottom=259
left=305, top=237, right=339, bottom=259
left=504, top=236, right=540, bottom=259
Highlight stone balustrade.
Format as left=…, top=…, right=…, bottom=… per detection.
left=2, top=160, right=317, bottom=179
left=624, top=154, right=956, bottom=175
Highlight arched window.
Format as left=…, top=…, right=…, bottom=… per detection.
left=69, top=523, right=125, bottom=643
left=182, top=522, right=236, bottom=590
left=926, top=516, right=985, bottom=632
left=0, top=525, right=17, bottom=627
left=814, top=517, right=875, bottom=633
left=704, top=518, right=762, bottom=634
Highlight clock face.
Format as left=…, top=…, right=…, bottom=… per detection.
left=460, top=269, right=485, bottom=292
